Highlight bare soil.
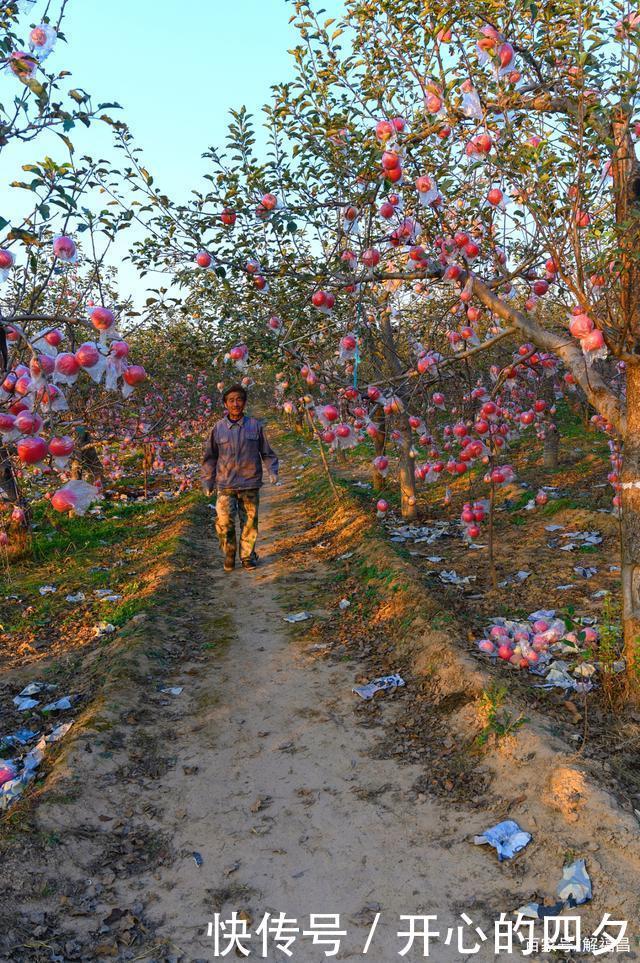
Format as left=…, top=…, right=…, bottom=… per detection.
left=1, top=469, right=639, bottom=962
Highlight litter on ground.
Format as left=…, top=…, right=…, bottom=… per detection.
left=352, top=674, right=405, bottom=700
left=42, top=696, right=73, bottom=712
left=473, top=820, right=531, bottom=861
left=13, top=697, right=39, bottom=711
left=388, top=521, right=453, bottom=545
left=439, top=569, right=475, bottom=586
left=574, top=566, right=597, bottom=579
left=498, top=571, right=530, bottom=587
left=0, top=720, right=74, bottom=810
left=475, top=612, right=604, bottom=690
left=517, top=859, right=592, bottom=918
left=93, top=622, right=116, bottom=637
left=66, top=592, right=86, bottom=603
left=283, top=611, right=312, bottom=623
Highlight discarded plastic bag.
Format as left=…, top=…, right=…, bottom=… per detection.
left=473, top=819, right=531, bottom=861
left=66, top=592, right=85, bottom=603
left=440, top=570, right=475, bottom=586
left=0, top=722, right=74, bottom=811
left=13, top=696, right=38, bottom=711
left=536, top=660, right=594, bottom=693
left=41, top=696, right=73, bottom=712
left=557, top=858, right=592, bottom=905
left=0, top=728, right=37, bottom=748
left=517, top=858, right=592, bottom=918
left=93, top=622, right=116, bottom=637
left=498, top=571, right=530, bottom=587
left=18, top=682, right=54, bottom=697
left=283, top=611, right=312, bottom=623
left=352, top=674, right=405, bottom=700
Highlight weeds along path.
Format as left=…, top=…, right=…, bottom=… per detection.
left=2, top=469, right=639, bottom=961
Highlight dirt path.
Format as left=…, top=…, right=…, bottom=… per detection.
left=7, top=475, right=638, bottom=962
left=87, top=482, right=519, bottom=962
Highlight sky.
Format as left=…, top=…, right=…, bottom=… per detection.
left=1, top=0, right=346, bottom=302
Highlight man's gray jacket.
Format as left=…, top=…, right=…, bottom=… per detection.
left=201, top=415, right=279, bottom=494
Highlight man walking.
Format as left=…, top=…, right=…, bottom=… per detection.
left=201, top=384, right=279, bottom=572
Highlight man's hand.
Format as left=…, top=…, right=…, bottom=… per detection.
left=268, top=472, right=279, bottom=485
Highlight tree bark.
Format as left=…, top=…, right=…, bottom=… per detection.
left=612, top=113, right=640, bottom=349
left=378, top=307, right=418, bottom=519
left=612, top=112, right=640, bottom=692
left=396, top=412, right=418, bottom=521
left=143, top=443, right=153, bottom=499
left=621, top=362, right=640, bottom=687
left=488, top=479, right=497, bottom=591
left=372, top=407, right=386, bottom=492
left=469, top=273, right=624, bottom=434
left=0, top=445, right=19, bottom=504
left=70, top=426, right=105, bottom=485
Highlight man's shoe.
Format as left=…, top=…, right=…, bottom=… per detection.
left=241, top=557, right=258, bottom=569
left=223, top=550, right=236, bottom=572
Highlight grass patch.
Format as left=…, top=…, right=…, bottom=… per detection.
left=474, top=684, right=528, bottom=748
left=540, top=496, right=585, bottom=517
left=0, top=493, right=198, bottom=650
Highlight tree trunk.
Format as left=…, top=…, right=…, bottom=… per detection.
left=143, top=444, right=153, bottom=499
left=396, top=412, right=418, bottom=521
left=377, top=306, right=417, bottom=519
left=621, top=362, right=640, bottom=688
left=488, top=479, right=497, bottom=590
left=71, top=426, right=105, bottom=485
left=612, top=113, right=640, bottom=694
left=543, top=426, right=560, bottom=469
left=372, top=408, right=386, bottom=492
left=0, top=445, right=19, bottom=504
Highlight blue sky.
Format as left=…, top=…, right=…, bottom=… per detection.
left=1, top=0, right=345, bottom=301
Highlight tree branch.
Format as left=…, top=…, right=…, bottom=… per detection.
left=469, top=273, right=626, bottom=434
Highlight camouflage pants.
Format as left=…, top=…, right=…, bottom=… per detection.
left=215, top=489, right=260, bottom=561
